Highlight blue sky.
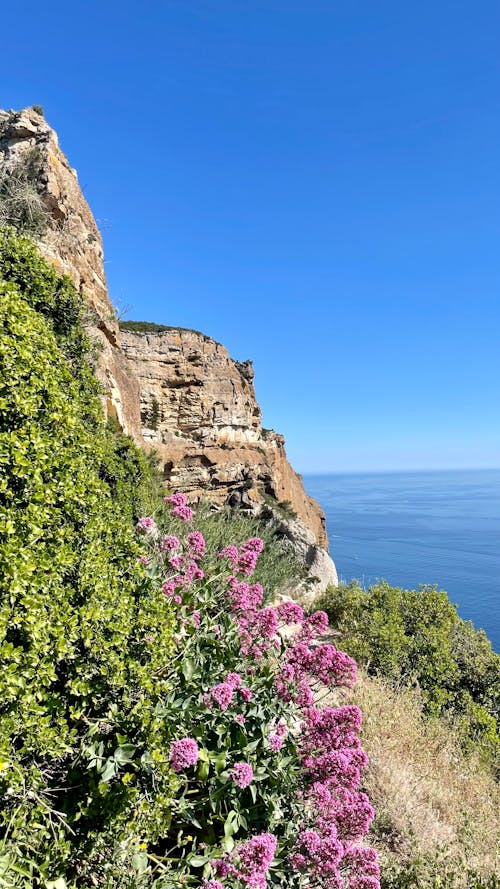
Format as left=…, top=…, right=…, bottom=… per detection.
left=2, top=1, right=499, bottom=471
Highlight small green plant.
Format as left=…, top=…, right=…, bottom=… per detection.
left=149, top=396, right=161, bottom=431
left=31, top=104, right=45, bottom=117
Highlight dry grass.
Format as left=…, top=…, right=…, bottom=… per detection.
left=335, top=674, right=500, bottom=880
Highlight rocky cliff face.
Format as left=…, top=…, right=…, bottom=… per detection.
left=0, top=107, right=337, bottom=590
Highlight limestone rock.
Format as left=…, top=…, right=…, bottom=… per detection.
left=266, top=511, right=338, bottom=602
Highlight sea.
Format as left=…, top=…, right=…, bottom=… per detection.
left=303, top=469, right=500, bottom=652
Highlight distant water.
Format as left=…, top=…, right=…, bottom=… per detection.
left=303, top=469, right=500, bottom=652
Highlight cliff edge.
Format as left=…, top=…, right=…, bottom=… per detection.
left=0, top=107, right=337, bottom=592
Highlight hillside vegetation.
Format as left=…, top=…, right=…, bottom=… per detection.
left=314, top=581, right=500, bottom=771
left=0, top=230, right=378, bottom=889
left=346, top=676, right=499, bottom=887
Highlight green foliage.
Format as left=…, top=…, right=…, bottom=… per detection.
left=119, top=319, right=208, bottom=338
left=190, top=504, right=306, bottom=597
left=314, top=580, right=500, bottom=768
left=147, top=397, right=161, bottom=431
left=0, top=231, right=176, bottom=886
left=31, top=104, right=45, bottom=117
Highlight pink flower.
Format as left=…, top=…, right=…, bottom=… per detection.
left=218, top=545, right=239, bottom=563
left=236, top=714, right=246, bottom=726
left=233, top=832, right=277, bottom=888
left=236, top=550, right=258, bottom=576
left=164, top=492, right=187, bottom=507
left=138, top=555, right=149, bottom=565
left=169, top=737, right=199, bottom=772
left=210, top=682, right=234, bottom=711
left=160, top=534, right=180, bottom=551
left=240, top=687, right=253, bottom=702
left=225, top=672, right=242, bottom=689
left=172, top=504, right=193, bottom=521
left=276, top=600, right=304, bottom=624
left=230, top=761, right=254, bottom=788
left=240, top=537, right=264, bottom=555
left=162, top=580, right=176, bottom=597
left=135, top=516, right=157, bottom=535
left=302, top=609, right=329, bottom=637
left=187, top=530, right=206, bottom=558
left=227, top=578, right=264, bottom=612
left=202, top=881, right=224, bottom=889
left=192, top=610, right=201, bottom=628
left=269, top=719, right=287, bottom=751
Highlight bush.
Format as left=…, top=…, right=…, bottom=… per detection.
left=0, top=231, right=177, bottom=885
left=314, top=581, right=500, bottom=768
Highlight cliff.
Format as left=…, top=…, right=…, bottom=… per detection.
left=0, top=106, right=337, bottom=590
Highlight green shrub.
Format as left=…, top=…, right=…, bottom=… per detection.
left=31, top=104, right=45, bottom=117
left=0, top=231, right=176, bottom=885
left=314, top=580, right=500, bottom=768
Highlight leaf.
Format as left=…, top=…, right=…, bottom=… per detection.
left=198, top=760, right=210, bottom=781
left=114, top=743, right=136, bottom=765
left=214, top=752, right=227, bottom=774
left=131, top=851, right=149, bottom=875
left=100, top=759, right=118, bottom=783
left=181, top=656, right=195, bottom=681
left=189, top=855, right=209, bottom=868
left=224, top=810, right=239, bottom=837
left=221, top=836, right=235, bottom=853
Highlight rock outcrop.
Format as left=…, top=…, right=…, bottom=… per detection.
left=0, top=107, right=337, bottom=591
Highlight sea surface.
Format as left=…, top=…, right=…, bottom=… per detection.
left=303, top=469, right=500, bottom=652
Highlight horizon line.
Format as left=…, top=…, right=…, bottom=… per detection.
left=299, top=466, right=500, bottom=476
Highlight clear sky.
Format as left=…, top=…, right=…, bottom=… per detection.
left=2, top=1, right=499, bottom=472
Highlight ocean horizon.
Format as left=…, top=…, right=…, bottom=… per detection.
left=303, top=468, right=500, bottom=652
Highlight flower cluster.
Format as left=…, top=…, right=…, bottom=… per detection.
left=165, top=491, right=193, bottom=522
left=230, top=761, right=254, bottom=789
left=169, top=737, right=199, bottom=772
left=136, top=494, right=378, bottom=889
left=214, top=833, right=277, bottom=889
left=206, top=672, right=250, bottom=711
left=135, top=515, right=157, bottom=536
left=218, top=537, right=264, bottom=576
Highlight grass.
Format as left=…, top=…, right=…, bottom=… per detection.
left=345, top=675, right=500, bottom=885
